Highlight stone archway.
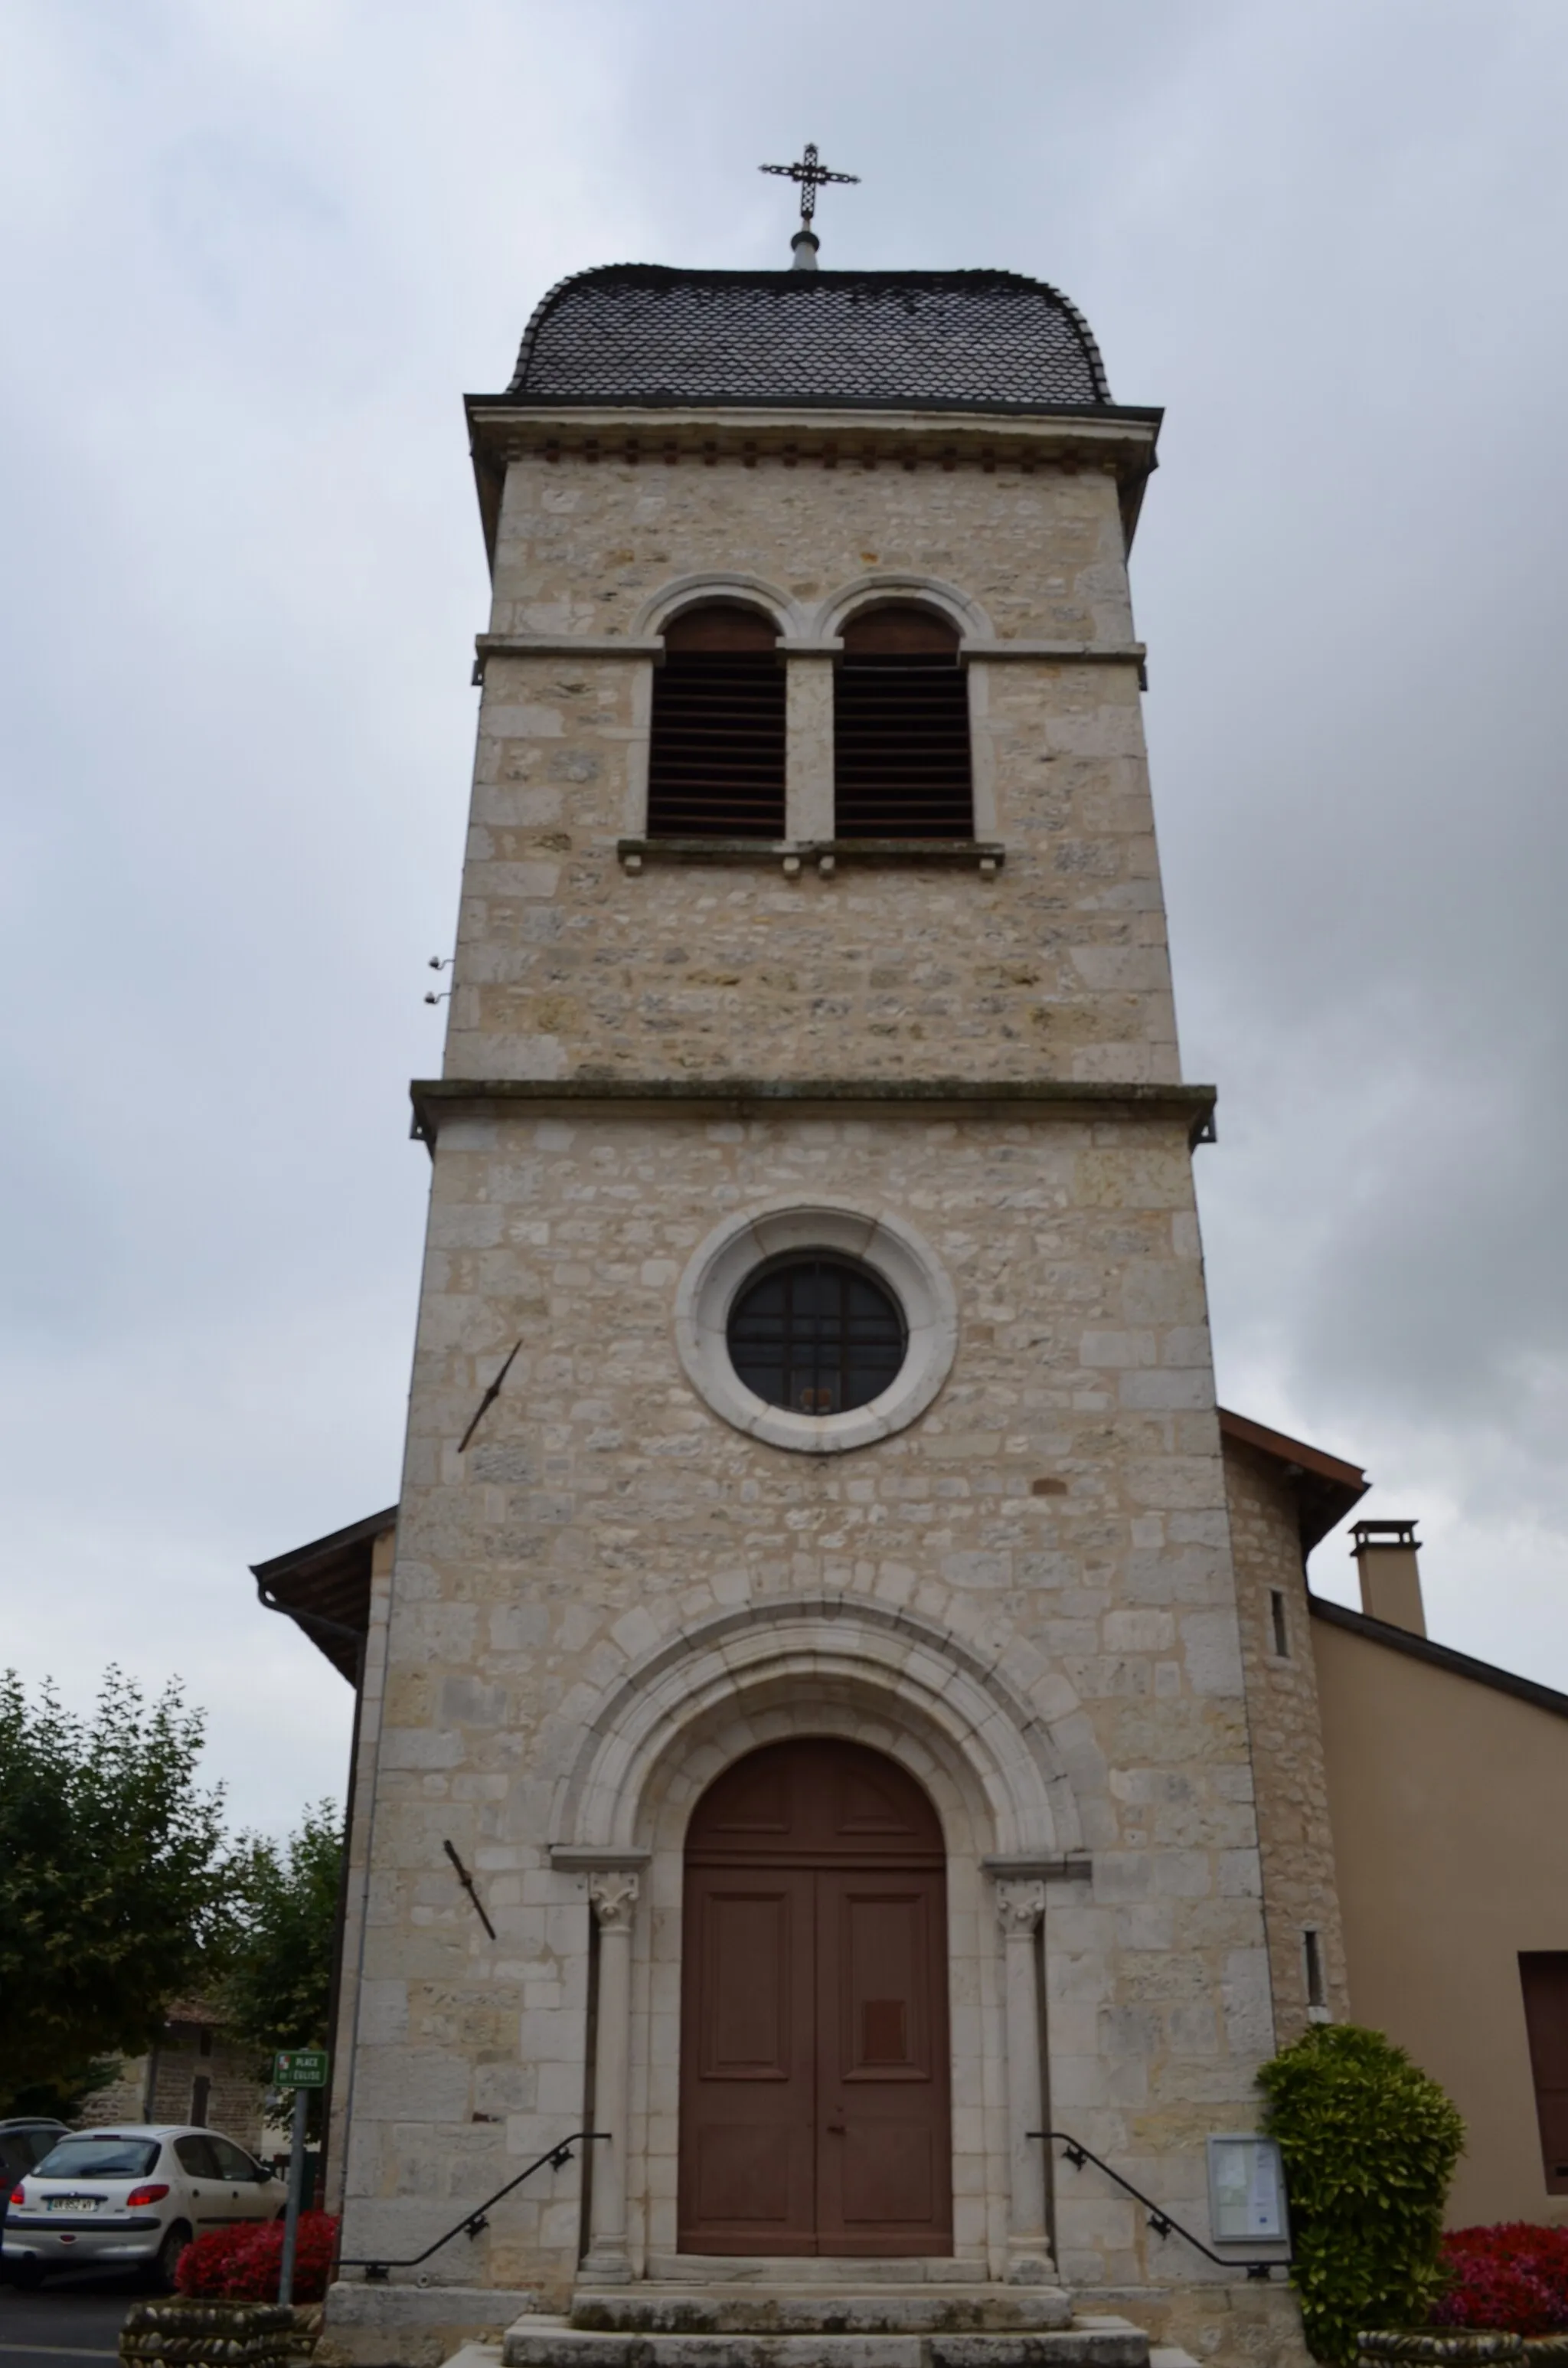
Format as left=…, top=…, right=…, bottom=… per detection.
left=550, top=1598, right=1082, bottom=2285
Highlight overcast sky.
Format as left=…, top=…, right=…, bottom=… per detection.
left=4, top=0, right=1566, bottom=1837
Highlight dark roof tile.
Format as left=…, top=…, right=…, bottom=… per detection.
left=499, top=265, right=1112, bottom=414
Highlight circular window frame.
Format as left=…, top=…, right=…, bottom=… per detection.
left=675, top=1202, right=959, bottom=1454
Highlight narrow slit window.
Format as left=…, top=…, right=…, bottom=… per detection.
left=1303, top=1929, right=1325, bottom=2011
left=647, top=603, right=786, bottom=840
left=1270, top=1588, right=1291, bottom=1658
left=834, top=603, right=973, bottom=840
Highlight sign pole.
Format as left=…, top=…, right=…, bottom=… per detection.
left=279, top=2079, right=309, bottom=2306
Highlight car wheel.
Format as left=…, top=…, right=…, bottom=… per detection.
left=149, top=2221, right=191, bottom=2292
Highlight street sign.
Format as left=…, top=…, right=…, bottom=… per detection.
left=274, top=2049, right=328, bottom=2089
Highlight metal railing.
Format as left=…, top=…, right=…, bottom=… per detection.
left=340, top=2131, right=609, bottom=2282
left=1032, top=2130, right=1289, bottom=2281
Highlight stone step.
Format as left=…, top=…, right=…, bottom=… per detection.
left=570, top=2288, right=1073, bottom=2336
left=645, top=2261, right=986, bottom=2288
left=502, top=2314, right=1153, bottom=2368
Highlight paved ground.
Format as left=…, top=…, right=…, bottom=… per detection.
left=0, top=2267, right=142, bottom=2368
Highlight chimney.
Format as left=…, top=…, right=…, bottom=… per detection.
left=1351, top=1519, right=1426, bottom=1636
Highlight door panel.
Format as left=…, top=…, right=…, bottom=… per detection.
left=816, top=1872, right=951, bottom=2253
left=679, top=1868, right=816, bottom=2251
left=679, top=1737, right=952, bottom=2257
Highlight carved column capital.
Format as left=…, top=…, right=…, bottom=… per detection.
left=995, top=1876, right=1047, bottom=1936
left=588, top=1868, right=640, bottom=1932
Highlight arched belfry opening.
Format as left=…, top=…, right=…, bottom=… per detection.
left=648, top=602, right=786, bottom=839
left=834, top=602, right=973, bottom=839
left=678, top=1736, right=953, bottom=2258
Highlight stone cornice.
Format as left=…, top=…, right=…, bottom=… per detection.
left=467, top=400, right=1159, bottom=460
left=410, top=1075, right=1217, bottom=1153
left=465, top=403, right=1161, bottom=564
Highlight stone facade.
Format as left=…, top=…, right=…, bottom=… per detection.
left=449, top=442, right=1174, bottom=1089
left=334, top=377, right=1295, bottom=2346
left=1221, top=1440, right=1351, bottom=2045
left=89, top=2006, right=270, bottom=2153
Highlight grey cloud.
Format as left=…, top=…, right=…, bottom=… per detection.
left=4, top=0, right=1567, bottom=1831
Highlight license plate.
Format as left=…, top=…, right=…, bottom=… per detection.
left=47, top=2196, right=101, bottom=2213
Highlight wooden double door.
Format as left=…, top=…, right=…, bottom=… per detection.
left=678, top=1737, right=952, bottom=2257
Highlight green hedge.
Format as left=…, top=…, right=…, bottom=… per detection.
left=1258, top=2023, right=1465, bottom=2364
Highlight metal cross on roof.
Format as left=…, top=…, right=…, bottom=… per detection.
left=760, top=142, right=860, bottom=227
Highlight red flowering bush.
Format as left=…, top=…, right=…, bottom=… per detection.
left=174, top=2214, right=339, bottom=2304
left=174, top=2224, right=256, bottom=2298
left=1431, top=2224, right=1568, bottom=2334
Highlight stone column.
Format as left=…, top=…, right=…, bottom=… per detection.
left=995, top=1877, right=1055, bottom=2285
left=784, top=653, right=836, bottom=842
left=580, top=1869, right=639, bottom=2283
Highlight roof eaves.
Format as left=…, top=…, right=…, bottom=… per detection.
left=250, top=1505, right=398, bottom=1585
left=1217, top=1408, right=1367, bottom=1495
left=1309, top=1593, right=1568, bottom=1722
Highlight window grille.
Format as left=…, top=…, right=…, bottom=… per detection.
left=834, top=603, right=973, bottom=840
left=647, top=603, right=786, bottom=839
left=728, top=1258, right=906, bottom=1415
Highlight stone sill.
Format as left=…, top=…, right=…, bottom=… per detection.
left=616, top=838, right=1006, bottom=876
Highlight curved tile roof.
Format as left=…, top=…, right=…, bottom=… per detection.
left=502, top=265, right=1113, bottom=414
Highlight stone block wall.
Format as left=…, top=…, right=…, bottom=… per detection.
left=1221, top=1439, right=1350, bottom=2044
left=444, top=448, right=1176, bottom=1088
left=339, top=1102, right=1276, bottom=2294
left=88, top=2010, right=270, bottom=2151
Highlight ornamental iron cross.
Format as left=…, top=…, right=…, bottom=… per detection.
left=760, top=141, right=860, bottom=226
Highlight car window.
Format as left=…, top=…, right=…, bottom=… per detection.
left=25, top=2130, right=64, bottom=2167
left=174, top=2135, right=222, bottom=2179
left=207, top=2137, right=258, bottom=2182
left=0, top=2138, right=27, bottom=2180
left=33, top=2137, right=162, bottom=2180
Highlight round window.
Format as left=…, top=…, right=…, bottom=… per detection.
left=727, top=1258, right=907, bottom=1417
left=675, top=1202, right=958, bottom=1455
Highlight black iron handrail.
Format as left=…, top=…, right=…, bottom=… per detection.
left=341, top=2131, right=609, bottom=2281
left=1032, top=2129, right=1289, bottom=2281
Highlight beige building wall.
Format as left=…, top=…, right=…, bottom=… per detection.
left=1221, top=1437, right=1351, bottom=2044
left=1313, top=1611, right=1568, bottom=2226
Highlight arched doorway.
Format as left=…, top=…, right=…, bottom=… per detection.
left=678, top=1736, right=952, bottom=2258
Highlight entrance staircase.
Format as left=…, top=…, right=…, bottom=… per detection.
left=439, top=2260, right=1194, bottom=2368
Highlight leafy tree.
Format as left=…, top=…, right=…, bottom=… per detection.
left=1259, top=2022, right=1466, bottom=2363
left=0, top=1668, right=229, bottom=2114
left=214, top=1802, right=342, bottom=2126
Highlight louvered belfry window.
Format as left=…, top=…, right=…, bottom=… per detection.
left=646, top=603, right=786, bottom=839
left=834, top=603, right=974, bottom=839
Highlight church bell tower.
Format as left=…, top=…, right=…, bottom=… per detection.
left=333, top=188, right=1283, bottom=2353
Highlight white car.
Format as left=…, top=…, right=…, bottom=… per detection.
left=4, top=2124, right=286, bottom=2288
